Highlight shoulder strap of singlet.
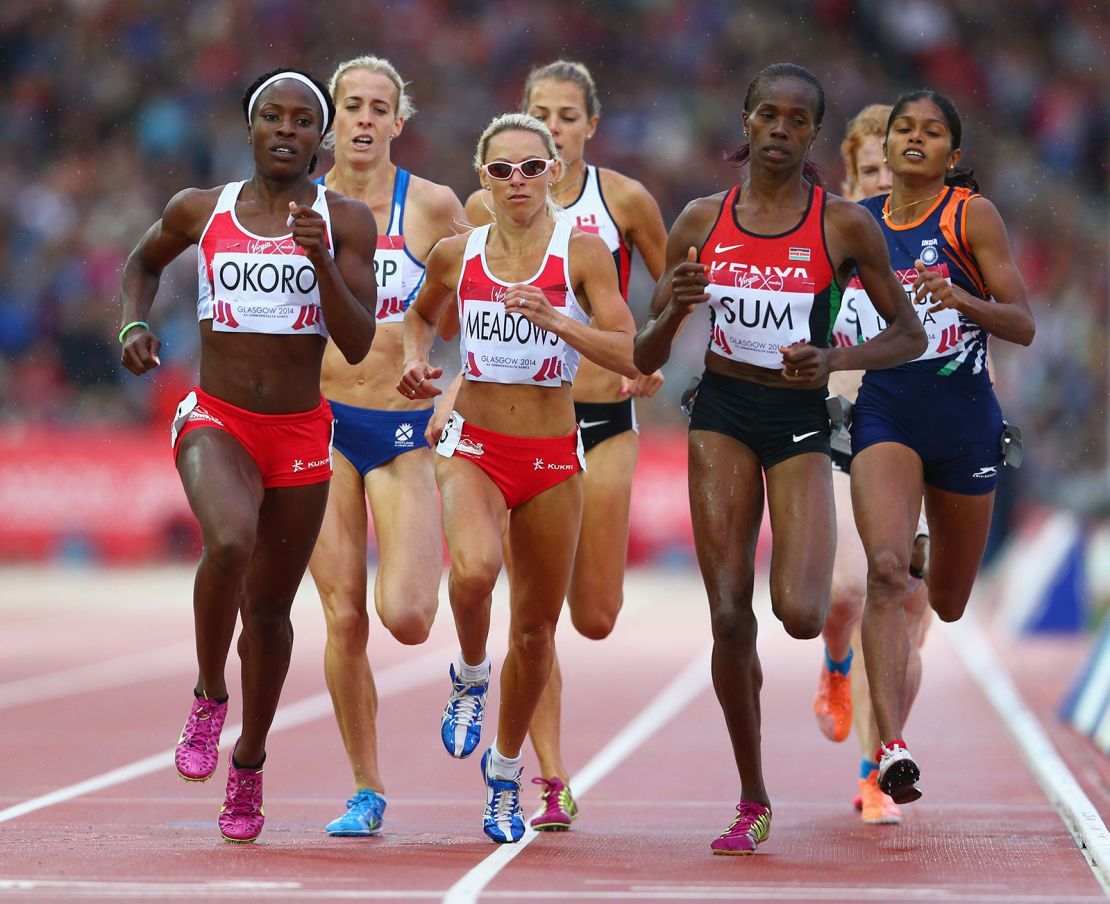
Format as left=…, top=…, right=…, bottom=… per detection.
left=584, top=164, right=598, bottom=197
left=463, top=222, right=490, bottom=260
left=550, top=218, right=572, bottom=258
left=700, top=185, right=740, bottom=257
left=213, top=180, right=244, bottom=214
left=198, top=181, right=243, bottom=243
left=938, top=186, right=988, bottom=298
left=387, top=168, right=410, bottom=236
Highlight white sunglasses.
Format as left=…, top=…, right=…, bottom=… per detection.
left=481, top=158, right=555, bottom=180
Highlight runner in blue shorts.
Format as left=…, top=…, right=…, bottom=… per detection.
left=850, top=90, right=1035, bottom=805
left=306, top=56, right=465, bottom=838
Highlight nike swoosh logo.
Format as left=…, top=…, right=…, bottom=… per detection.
left=579, top=419, right=609, bottom=430
left=714, top=242, right=745, bottom=254
left=792, top=431, right=819, bottom=443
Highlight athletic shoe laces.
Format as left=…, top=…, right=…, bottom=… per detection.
left=490, top=781, right=519, bottom=825
left=183, top=702, right=219, bottom=751
left=532, top=777, right=571, bottom=812
left=449, top=681, right=485, bottom=722
left=724, top=801, right=768, bottom=837
left=225, top=772, right=262, bottom=816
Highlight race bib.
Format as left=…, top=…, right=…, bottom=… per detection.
left=434, top=410, right=464, bottom=458
left=855, top=266, right=966, bottom=361
left=170, top=390, right=199, bottom=449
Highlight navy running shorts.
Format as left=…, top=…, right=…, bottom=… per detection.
left=328, top=399, right=433, bottom=476
left=852, top=368, right=1004, bottom=495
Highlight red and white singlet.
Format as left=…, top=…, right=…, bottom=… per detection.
left=701, top=184, right=837, bottom=370
left=197, top=181, right=333, bottom=336
left=457, top=220, right=590, bottom=387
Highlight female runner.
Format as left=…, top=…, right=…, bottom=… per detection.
left=812, top=103, right=932, bottom=826
left=464, top=60, right=667, bottom=831
left=306, top=55, right=465, bottom=838
left=633, top=63, right=926, bottom=854
left=851, top=90, right=1034, bottom=804
left=119, top=68, right=376, bottom=842
left=400, top=113, right=637, bottom=843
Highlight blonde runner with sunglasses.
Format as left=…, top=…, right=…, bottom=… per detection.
left=463, top=60, right=667, bottom=832
left=400, top=113, right=638, bottom=843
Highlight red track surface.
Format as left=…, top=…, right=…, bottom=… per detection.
left=0, top=566, right=1105, bottom=902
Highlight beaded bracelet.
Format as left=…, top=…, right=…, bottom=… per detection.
left=118, top=321, right=149, bottom=343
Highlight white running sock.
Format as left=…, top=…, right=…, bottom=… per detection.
left=488, top=739, right=522, bottom=780
left=459, top=656, right=490, bottom=683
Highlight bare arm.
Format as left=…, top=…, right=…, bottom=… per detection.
left=785, top=200, right=927, bottom=382
left=503, top=232, right=638, bottom=379
left=299, top=193, right=376, bottom=364
left=399, top=235, right=464, bottom=399
left=632, top=196, right=720, bottom=374
left=119, top=188, right=215, bottom=375
left=913, top=197, right=1035, bottom=346
left=607, top=171, right=667, bottom=282
left=603, top=169, right=669, bottom=396
left=425, top=370, right=464, bottom=445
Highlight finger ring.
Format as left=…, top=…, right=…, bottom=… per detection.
left=518, top=299, right=525, bottom=308
left=416, top=377, right=424, bottom=385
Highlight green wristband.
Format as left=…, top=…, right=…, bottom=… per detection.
left=118, top=321, right=149, bottom=343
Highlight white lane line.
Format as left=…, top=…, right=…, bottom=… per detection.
left=443, top=645, right=713, bottom=904
left=0, top=645, right=455, bottom=824
left=0, top=880, right=1099, bottom=902
left=0, top=643, right=196, bottom=710
left=948, top=614, right=1110, bottom=894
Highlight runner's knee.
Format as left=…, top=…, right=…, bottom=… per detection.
left=508, top=618, right=556, bottom=659
left=324, top=604, right=370, bottom=653
left=381, top=607, right=433, bottom=645
left=568, top=602, right=621, bottom=640
left=825, top=590, right=862, bottom=635
left=773, top=600, right=824, bottom=640
left=709, top=600, right=757, bottom=650
left=448, top=553, right=499, bottom=605
left=928, top=587, right=969, bottom=623
left=201, top=529, right=255, bottom=577
left=866, top=550, right=910, bottom=606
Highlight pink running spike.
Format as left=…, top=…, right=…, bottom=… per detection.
left=529, top=776, right=579, bottom=831
left=175, top=694, right=228, bottom=782
left=218, top=747, right=265, bottom=843
left=710, top=800, right=771, bottom=855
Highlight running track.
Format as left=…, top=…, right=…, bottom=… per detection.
left=0, top=566, right=1106, bottom=902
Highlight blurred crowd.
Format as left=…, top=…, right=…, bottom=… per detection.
left=0, top=0, right=1105, bottom=502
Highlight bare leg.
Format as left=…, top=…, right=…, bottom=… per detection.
left=176, top=429, right=265, bottom=700
left=530, top=430, right=638, bottom=781
left=497, top=475, right=583, bottom=757
left=235, top=481, right=329, bottom=766
left=309, top=453, right=382, bottom=792
left=689, top=431, right=768, bottom=804
left=436, top=456, right=508, bottom=668
left=368, top=447, right=442, bottom=644
left=922, top=485, right=995, bottom=622
left=853, top=442, right=922, bottom=747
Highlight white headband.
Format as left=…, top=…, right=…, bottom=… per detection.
left=248, top=72, right=330, bottom=134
